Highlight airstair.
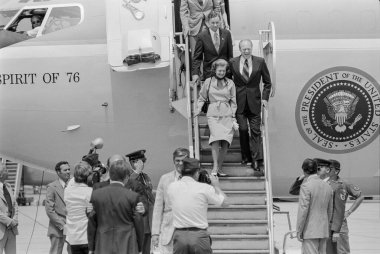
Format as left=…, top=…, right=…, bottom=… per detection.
left=169, top=21, right=277, bottom=253
left=0, top=157, right=23, bottom=199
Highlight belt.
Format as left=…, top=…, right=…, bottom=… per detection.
left=175, top=227, right=206, bottom=231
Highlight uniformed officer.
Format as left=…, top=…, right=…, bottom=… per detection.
left=126, top=150, right=155, bottom=254
left=328, top=160, right=364, bottom=254
left=314, top=158, right=346, bottom=254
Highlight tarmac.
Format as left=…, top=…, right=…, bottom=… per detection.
left=16, top=189, right=380, bottom=254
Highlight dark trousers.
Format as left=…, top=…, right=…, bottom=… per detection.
left=326, top=237, right=337, bottom=254
left=70, top=244, right=89, bottom=254
left=143, top=233, right=151, bottom=254
left=173, top=228, right=212, bottom=254
left=236, top=105, right=263, bottom=162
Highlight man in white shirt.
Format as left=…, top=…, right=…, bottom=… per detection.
left=151, top=148, right=189, bottom=254
left=167, top=158, right=227, bottom=254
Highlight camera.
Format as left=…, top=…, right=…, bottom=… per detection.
left=198, top=169, right=211, bottom=184
left=82, top=138, right=107, bottom=187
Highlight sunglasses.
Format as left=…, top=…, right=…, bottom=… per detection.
left=32, top=21, right=41, bottom=25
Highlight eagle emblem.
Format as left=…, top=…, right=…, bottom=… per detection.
left=322, top=90, right=362, bottom=133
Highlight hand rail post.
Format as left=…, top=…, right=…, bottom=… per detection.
left=184, top=35, right=194, bottom=157
left=193, top=84, right=200, bottom=159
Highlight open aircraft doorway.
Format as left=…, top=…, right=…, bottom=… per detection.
left=105, top=0, right=172, bottom=72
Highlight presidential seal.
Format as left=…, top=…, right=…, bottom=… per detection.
left=296, top=67, right=380, bottom=153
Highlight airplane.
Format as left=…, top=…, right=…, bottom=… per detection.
left=0, top=0, right=379, bottom=199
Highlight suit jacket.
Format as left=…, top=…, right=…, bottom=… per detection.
left=192, top=28, right=233, bottom=80
left=0, top=182, right=18, bottom=239
left=126, top=173, right=154, bottom=234
left=151, top=171, right=176, bottom=245
left=88, top=183, right=144, bottom=254
left=45, top=179, right=66, bottom=237
left=289, top=176, right=306, bottom=196
left=296, top=174, right=333, bottom=239
left=92, top=179, right=110, bottom=190
left=230, top=55, right=272, bottom=115
left=180, top=0, right=214, bottom=36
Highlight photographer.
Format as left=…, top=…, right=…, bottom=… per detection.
left=167, top=158, right=227, bottom=254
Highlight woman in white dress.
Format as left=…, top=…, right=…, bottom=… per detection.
left=196, top=59, right=237, bottom=176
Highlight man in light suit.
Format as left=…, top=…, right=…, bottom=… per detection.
left=88, top=160, right=144, bottom=254
left=180, top=0, right=214, bottom=54
left=229, top=39, right=272, bottom=175
left=296, top=158, right=333, bottom=254
left=192, top=10, right=233, bottom=83
left=151, top=148, right=190, bottom=254
left=45, top=161, right=71, bottom=254
left=0, top=164, right=18, bottom=254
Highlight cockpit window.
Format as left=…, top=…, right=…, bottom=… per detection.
left=42, top=6, right=81, bottom=35
left=5, top=8, right=47, bottom=35
left=0, top=10, right=19, bottom=30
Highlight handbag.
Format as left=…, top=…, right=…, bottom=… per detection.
left=201, top=79, right=212, bottom=113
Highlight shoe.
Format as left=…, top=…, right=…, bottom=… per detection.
left=253, top=170, right=264, bottom=177
left=216, top=170, right=228, bottom=177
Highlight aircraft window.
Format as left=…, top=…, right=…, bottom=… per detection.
left=0, top=10, right=19, bottom=30
left=42, top=6, right=81, bottom=35
left=5, top=8, right=47, bottom=34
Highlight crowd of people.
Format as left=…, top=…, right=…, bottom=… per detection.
left=293, top=158, right=364, bottom=254
left=0, top=2, right=366, bottom=254
left=40, top=147, right=226, bottom=254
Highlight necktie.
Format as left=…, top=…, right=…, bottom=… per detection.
left=64, top=181, right=68, bottom=189
left=198, top=0, right=203, bottom=6
left=214, top=32, right=220, bottom=52
left=3, top=185, right=13, bottom=218
left=242, top=59, right=250, bottom=82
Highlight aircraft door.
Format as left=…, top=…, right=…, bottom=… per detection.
left=105, top=0, right=173, bottom=72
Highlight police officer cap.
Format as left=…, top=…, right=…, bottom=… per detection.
left=329, top=159, right=340, bottom=170
left=183, top=158, right=200, bottom=170
left=313, top=158, right=331, bottom=167
left=126, top=149, right=146, bottom=162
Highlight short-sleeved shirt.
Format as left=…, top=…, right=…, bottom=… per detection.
left=167, top=176, right=225, bottom=229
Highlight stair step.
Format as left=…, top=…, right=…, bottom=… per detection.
left=209, top=220, right=268, bottom=235
left=219, top=177, right=265, bottom=191
left=201, top=150, right=242, bottom=163
left=200, top=136, right=240, bottom=149
left=225, top=190, right=266, bottom=205
left=211, top=234, right=269, bottom=250
left=208, top=205, right=267, bottom=220
left=201, top=165, right=259, bottom=177
left=213, top=250, right=270, bottom=254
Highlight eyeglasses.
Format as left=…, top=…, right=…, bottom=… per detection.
left=31, top=21, right=41, bottom=25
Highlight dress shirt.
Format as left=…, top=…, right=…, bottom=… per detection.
left=59, top=178, right=66, bottom=189
left=167, top=176, right=224, bottom=229
left=239, top=56, right=252, bottom=76
left=175, top=171, right=182, bottom=181
left=110, top=180, right=124, bottom=186
left=209, top=28, right=220, bottom=48
left=64, top=181, right=93, bottom=245
left=323, top=177, right=330, bottom=182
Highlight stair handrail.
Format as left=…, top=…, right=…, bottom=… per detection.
left=184, top=34, right=195, bottom=158
left=193, top=83, right=200, bottom=160
left=259, top=21, right=276, bottom=254
left=262, top=105, right=275, bottom=254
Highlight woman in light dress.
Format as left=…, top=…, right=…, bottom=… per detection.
left=197, top=59, right=237, bottom=176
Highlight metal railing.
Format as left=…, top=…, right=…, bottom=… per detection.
left=259, top=21, right=277, bottom=254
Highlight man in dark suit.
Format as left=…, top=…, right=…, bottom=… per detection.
left=88, top=160, right=144, bottom=254
left=192, top=10, right=233, bottom=83
left=229, top=39, right=272, bottom=175
left=0, top=164, right=18, bottom=254
left=45, top=161, right=71, bottom=254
